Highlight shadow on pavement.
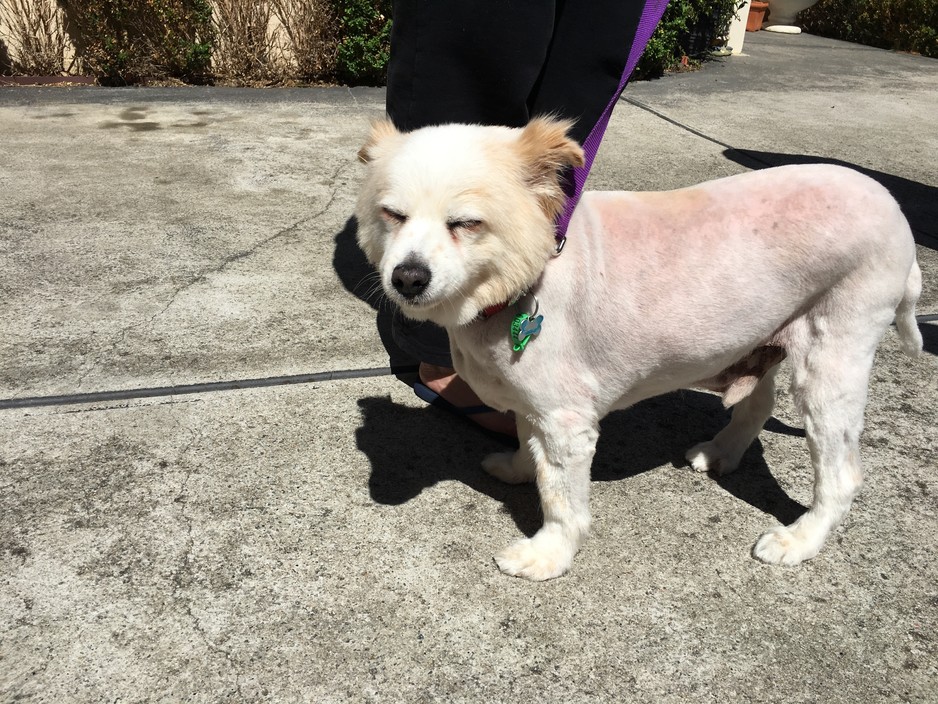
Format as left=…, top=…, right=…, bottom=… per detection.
left=332, top=215, right=416, bottom=370
left=594, top=391, right=807, bottom=527
left=921, top=321, right=938, bottom=356
left=356, top=389, right=807, bottom=537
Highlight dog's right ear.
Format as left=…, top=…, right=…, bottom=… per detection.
left=358, top=119, right=401, bottom=163
left=516, top=117, right=585, bottom=219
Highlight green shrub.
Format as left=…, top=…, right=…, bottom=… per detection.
left=332, top=0, right=391, bottom=85
left=60, top=0, right=215, bottom=84
left=799, top=0, right=938, bottom=58
left=636, top=0, right=698, bottom=79
left=635, top=0, right=746, bottom=79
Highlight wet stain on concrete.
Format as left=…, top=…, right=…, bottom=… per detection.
left=31, top=111, right=78, bottom=120
left=100, top=106, right=161, bottom=132
left=100, top=120, right=162, bottom=132
left=120, top=106, right=149, bottom=121
left=2, top=542, right=31, bottom=564
left=59, top=435, right=162, bottom=530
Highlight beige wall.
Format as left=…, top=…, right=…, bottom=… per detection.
left=0, top=0, right=76, bottom=74
left=0, top=1, right=316, bottom=76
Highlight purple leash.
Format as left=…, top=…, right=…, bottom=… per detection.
left=554, top=0, right=671, bottom=245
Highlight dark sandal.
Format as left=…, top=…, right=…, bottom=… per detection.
left=413, top=382, right=517, bottom=445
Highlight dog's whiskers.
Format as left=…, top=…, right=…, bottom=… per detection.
left=356, top=272, right=390, bottom=309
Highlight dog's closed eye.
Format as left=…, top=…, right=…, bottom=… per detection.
left=380, top=206, right=407, bottom=225
left=447, top=218, right=483, bottom=235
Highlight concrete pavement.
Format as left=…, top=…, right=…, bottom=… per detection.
left=1, top=31, right=936, bottom=702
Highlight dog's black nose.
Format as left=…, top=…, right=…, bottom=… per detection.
left=391, top=261, right=431, bottom=299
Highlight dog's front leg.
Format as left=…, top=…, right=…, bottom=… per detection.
left=494, top=413, right=598, bottom=581
left=481, top=416, right=537, bottom=484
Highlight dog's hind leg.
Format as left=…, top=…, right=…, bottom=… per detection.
left=752, top=334, right=875, bottom=566
left=686, top=364, right=780, bottom=475
left=895, top=259, right=923, bottom=357
left=494, top=412, right=598, bottom=580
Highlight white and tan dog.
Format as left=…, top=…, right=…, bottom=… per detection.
left=355, top=117, right=923, bottom=581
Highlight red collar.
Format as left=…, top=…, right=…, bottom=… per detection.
left=478, top=289, right=528, bottom=320
left=479, top=300, right=512, bottom=320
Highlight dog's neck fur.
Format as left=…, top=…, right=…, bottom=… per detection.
left=477, top=237, right=565, bottom=321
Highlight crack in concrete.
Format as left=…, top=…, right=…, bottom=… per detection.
left=154, top=159, right=351, bottom=317
left=166, top=418, right=245, bottom=698
left=74, top=159, right=353, bottom=391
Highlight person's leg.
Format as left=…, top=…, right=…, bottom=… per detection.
left=387, top=0, right=555, bottom=133
left=527, top=2, right=642, bottom=144
left=382, top=0, right=668, bottom=437
left=387, top=0, right=557, bottom=378
left=386, top=0, right=559, bottom=437
left=529, top=0, right=671, bottom=239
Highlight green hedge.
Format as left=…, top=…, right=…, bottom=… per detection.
left=799, top=0, right=937, bottom=58
left=334, top=0, right=391, bottom=85
left=40, top=0, right=748, bottom=84
left=635, top=0, right=745, bottom=79
left=60, top=0, right=214, bottom=84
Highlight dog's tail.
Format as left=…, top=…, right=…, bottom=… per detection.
left=895, top=259, right=923, bottom=358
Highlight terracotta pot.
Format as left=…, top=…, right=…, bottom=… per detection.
left=746, top=0, right=769, bottom=30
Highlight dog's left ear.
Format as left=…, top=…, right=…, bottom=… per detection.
left=358, top=118, right=401, bottom=163
left=516, top=117, right=585, bottom=219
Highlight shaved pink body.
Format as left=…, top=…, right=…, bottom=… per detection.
left=357, top=119, right=922, bottom=580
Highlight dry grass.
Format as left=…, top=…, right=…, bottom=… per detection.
left=212, top=0, right=337, bottom=84
left=213, top=0, right=276, bottom=81
left=0, top=0, right=72, bottom=75
left=270, top=0, right=337, bottom=80
left=0, top=0, right=340, bottom=82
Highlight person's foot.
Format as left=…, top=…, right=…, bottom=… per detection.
left=418, top=363, right=517, bottom=437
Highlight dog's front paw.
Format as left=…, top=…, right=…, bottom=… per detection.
left=752, top=525, right=822, bottom=566
left=494, top=530, right=574, bottom=581
left=685, top=440, right=739, bottom=476
left=482, top=451, right=535, bottom=484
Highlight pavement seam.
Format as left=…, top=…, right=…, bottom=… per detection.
left=0, top=365, right=419, bottom=411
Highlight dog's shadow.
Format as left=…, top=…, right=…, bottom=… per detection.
left=335, top=211, right=808, bottom=531
left=333, top=215, right=418, bottom=369
left=356, top=390, right=807, bottom=538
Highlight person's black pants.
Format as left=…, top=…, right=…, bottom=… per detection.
left=386, top=0, right=657, bottom=367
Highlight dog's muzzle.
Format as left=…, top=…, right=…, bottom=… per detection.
left=391, top=258, right=432, bottom=300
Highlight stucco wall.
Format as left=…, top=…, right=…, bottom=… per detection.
left=0, top=0, right=319, bottom=77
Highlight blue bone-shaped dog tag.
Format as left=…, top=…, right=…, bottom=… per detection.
left=519, top=315, right=543, bottom=338
left=511, top=313, right=544, bottom=352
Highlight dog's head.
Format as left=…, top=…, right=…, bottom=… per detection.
left=355, top=117, right=584, bottom=327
